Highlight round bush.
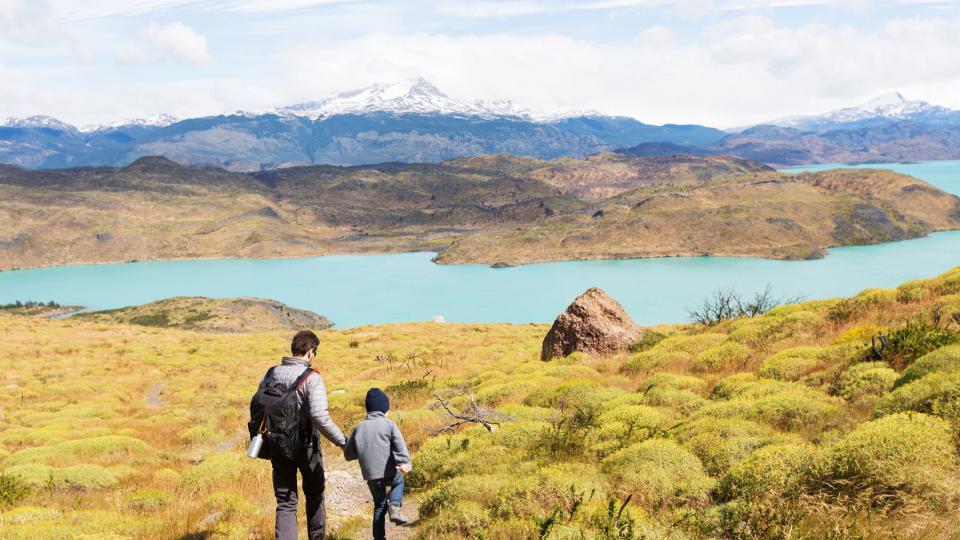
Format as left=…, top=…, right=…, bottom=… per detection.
left=125, top=489, right=171, bottom=512
left=727, top=317, right=783, bottom=346
left=677, top=417, right=785, bottom=476
left=897, top=280, right=928, bottom=303
left=693, top=342, right=753, bottom=373
left=52, top=464, right=118, bottom=490
left=833, top=324, right=885, bottom=346
left=643, top=386, right=707, bottom=413
left=2, top=435, right=151, bottom=467
left=593, top=404, right=671, bottom=456
left=825, top=413, right=957, bottom=494
left=523, top=378, right=602, bottom=408
left=837, top=362, right=897, bottom=402
left=180, top=453, right=258, bottom=492
left=601, top=439, right=714, bottom=506
left=711, top=373, right=794, bottom=400
left=654, top=333, right=727, bottom=355
left=875, top=372, right=960, bottom=419
left=894, top=345, right=960, bottom=388
left=718, top=443, right=819, bottom=501
left=419, top=500, right=490, bottom=537
left=3, top=463, right=54, bottom=489
left=758, top=347, right=823, bottom=381
left=637, top=372, right=706, bottom=393
left=750, top=390, right=842, bottom=431
left=620, top=350, right=690, bottom=375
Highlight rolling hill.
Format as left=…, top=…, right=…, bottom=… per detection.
left=0, top=153, right=957, bottom=270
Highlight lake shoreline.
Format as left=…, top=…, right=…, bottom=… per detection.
left=4, top=224, right=960, bottom=273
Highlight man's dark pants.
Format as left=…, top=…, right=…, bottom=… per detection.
left=272, top=445, right=325, bottom=540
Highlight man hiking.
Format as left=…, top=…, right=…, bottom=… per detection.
left=250, top=330, right=346, bottom=540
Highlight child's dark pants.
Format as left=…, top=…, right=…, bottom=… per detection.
left=366, top=470, right=405, bottom=540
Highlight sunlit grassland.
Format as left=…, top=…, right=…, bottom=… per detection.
left=2, top=267, right=960, bottom=538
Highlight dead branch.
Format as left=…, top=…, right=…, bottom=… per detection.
left=430, top=388, right=514, bottom=435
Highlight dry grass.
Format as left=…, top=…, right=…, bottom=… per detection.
left=2, top=267, right=960, bottom=538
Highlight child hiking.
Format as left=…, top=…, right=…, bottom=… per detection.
left=343, top=388, right=414, bottom=539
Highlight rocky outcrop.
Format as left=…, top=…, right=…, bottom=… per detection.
left=541, top=287, right=644, bottom=360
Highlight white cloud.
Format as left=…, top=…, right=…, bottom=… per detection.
left=117, top=21, right=210, bottom=65
left=52, top=0, right=364, bottom=20
left=274, top=17, right=960, bottom=127
left=0, top=0, right=59, bottom=43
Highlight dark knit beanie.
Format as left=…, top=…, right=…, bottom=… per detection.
left=365, top=387, right=390, bottom=413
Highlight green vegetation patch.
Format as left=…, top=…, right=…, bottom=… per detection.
left=894, top=345, right=960, bottom=388
left=717, top=443, right=819, bottom=501
left=875, top=372, right=960, bottom=420
left=676, top=417, right=792, bottom=477
left=758, top=346, right=824, bottom=381
left=3, top=435, right=151, bottom=467
left=601, top=439, right=714, bottom=507
left=836, top=362, right=897, bottom=402
left=692, top=341, right=752, bottom=373
left=822, top=413, right=957, bottom=498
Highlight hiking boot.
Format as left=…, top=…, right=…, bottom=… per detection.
left=388, top=503, right=412, bottom=525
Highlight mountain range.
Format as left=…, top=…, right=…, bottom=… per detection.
left=4, top=80, right=960, bottom=169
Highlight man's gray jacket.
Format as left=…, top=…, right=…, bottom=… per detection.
left=343, top=411, right=411, bottom=481
left=258, top=357, right=346, bottom=448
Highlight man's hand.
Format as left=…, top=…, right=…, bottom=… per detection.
left=396, top=463, right=413, bottom=474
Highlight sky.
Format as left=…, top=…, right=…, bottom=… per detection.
left=3, top=0, right=960, bottom=128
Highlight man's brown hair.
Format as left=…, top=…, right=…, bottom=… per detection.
left=291, top=330, right=320, bottom=357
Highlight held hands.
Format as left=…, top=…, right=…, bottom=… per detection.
left=396, top=462, right=413, bottom=474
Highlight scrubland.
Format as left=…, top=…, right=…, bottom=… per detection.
left=3, top=267, right=960, bottom=538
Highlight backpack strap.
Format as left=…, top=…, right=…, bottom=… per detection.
left=293, top=368, right=316, bottom=391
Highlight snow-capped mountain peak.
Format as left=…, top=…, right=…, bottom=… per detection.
left=273, top=77, right=593, bottom=122
left=767, top=91, right=958, bottom=131
left=81, top=113, right=179, bottom=133
left=3, top=115, right=77, bottom=132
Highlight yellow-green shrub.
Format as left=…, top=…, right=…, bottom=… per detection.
left=828, top=288, right=897, bottom=322
left=875, top=372, right=960, bottom=419
left=823, top=413, right=957, bottom=496
left=523, top=378, right=602, bottom=408
left=654, top=333, right=727, bottom=355
left=710, top=373, right=794, bottom=400
left=698, top=386, right=842, bottom=431
left=693, top=342, right=752, bottom=373
left=180, top=453, right=258, bottom=492
left=620, top=351, right=689, bottom=375
left=677, top=417, right=789, bottom=476
left=2, top=463, right=117, bottom=491
left=758, top=347, right=823, bottom=381
left=836, top=362, right=897, bottom=402
left=2, top=435, right=152, bottom=467
left=897, top=280, right=929, bottom=303
left=717, top=443, right=819, bottom=500
left=638, top=372, right=706, bottom=392
left=833, top=324, right=884, bottom=345
left=601, top=439, right=714, bottom=507
left=418, top=499, right=490, bottom=537
left=894, top=345, right=960, bottom=388
left=593, top=404, right=671, bottom=457
left=124, top=489, right=171, bottom=512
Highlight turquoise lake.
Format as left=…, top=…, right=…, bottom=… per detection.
left=1, top=160, right=958, bottom=327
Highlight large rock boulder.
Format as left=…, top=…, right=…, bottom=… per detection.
left=541, top=287, right=644, bottom=361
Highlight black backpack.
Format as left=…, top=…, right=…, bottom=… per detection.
left=248, top=366, right=315, bottom=461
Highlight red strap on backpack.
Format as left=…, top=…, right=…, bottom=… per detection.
left=294, top=369, right=317, bottom=390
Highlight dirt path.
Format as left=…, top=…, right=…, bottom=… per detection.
left=324, top=452, right=420, bottom=539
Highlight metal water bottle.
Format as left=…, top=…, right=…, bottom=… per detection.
left=247, top=433, right=264, bottom=458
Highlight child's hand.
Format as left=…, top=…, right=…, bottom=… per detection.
left=396, top=463, right=413, bottom=474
